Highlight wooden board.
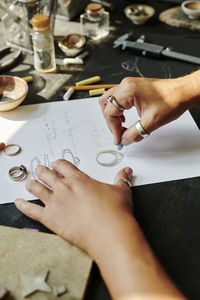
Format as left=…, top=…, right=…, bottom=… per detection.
left=159, top=6, right=200, bottom=31
left=0, top=226, right=92, bottom=300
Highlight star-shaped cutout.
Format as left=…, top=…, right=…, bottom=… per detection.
left=21, top=270, right=51, bottom=297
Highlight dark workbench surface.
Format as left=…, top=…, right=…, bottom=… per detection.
left=1, top=1, right=200, bottom=299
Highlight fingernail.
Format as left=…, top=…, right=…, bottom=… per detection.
left=122, top=138, right=131, bottom=146
left=117, top=143, right=123, bottom=151
left=125, top=168, right=133, bottom=181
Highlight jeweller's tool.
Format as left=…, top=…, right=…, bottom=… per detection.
left=63, top=84, right=117, bottom=91
left=113, top=33, right=200, bottom=65
left=63, top=51, right=89, bottom=65
left=75, top=76, right=101, bottom=86
left=63, top=87, right=75, bottom=100
left=8, top=165, right=27, bottom=181
left=89, top=88, right=105, bottom=96
left=0, top=47, right=22, bottom=73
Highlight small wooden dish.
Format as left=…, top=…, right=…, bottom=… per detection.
left=0, top=76, right=28, bottom=112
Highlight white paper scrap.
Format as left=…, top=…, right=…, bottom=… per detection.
left=0, top=97, right=200, bottom=204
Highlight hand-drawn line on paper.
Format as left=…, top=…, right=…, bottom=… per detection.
left=62, top=148, right=80, bottom=166
left=96, top=150, right=124, bottom=167
left=30, top=148, right=80, bottom=178
left=121, top=58, right=144, bottom=77
left=62, top=110, right=78, bottom=156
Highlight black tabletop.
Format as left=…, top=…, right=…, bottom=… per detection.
left=1, top=1, right=200, bottom=299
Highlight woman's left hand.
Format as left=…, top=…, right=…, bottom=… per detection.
left=15, top=159, right=133, bottom=259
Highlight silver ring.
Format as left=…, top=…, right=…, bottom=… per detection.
left=107, top=95, right=124, bottom=111
left=8, top=165, right=27, bottom=181
left=135, top=120, right=149, bottom=138
left=114, top=177, right=132, bottom=188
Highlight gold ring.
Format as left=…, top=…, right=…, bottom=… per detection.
left=8, top=165, right=27, bottom=181
left=107, top=95, right=124, bottom=111
left=3, top=144, right=21, bottom=156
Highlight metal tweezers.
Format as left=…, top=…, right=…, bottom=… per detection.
left=0, top=47, right=22, bottom=73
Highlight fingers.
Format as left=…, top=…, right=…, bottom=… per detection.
left=52, top=159, right=79, bottom=176
left=52, top=159, right=86, bottom=188
left=99, top=90, right=124, bottom=145
left=121, top=113, right=152, bottom=145
left=35, top=165, right=61, bottom=188
left=25, top=179, right=52, bottom=203
left=113, top=167, right=133, bottom=189
left=15, top=198, right=44, bottom=222
left=121, top=122, right=144, bottom=145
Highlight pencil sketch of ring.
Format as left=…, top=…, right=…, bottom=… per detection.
left=135, top=120, right=149, bottom=138
left=107, top=95, right=124, bottom=111
left=3, top=144, right=21, bottom=156
left=8, top=165, right=27, bottom=181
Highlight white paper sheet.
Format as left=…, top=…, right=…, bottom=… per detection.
left=0, top=97, right=200, bottom=204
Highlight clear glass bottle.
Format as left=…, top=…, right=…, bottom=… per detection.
left=32, top=14, right=56, bottom=73
left=80, top=3, right=109, bottom=41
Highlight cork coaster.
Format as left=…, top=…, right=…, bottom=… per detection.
left=159, top=6, right=200, bottom=31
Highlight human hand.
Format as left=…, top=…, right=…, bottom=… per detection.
left=15, top=160, right=133, bottom=259
left=99, top=76, right=189, bottom=146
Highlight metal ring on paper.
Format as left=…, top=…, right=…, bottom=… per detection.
left=3, top=144, right=21, bottom=156
left=96, top=150, right=124, bottom=167
left=8, top=165, right=27, bottom=181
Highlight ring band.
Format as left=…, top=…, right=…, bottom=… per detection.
left=114, top=177, right=132, bottom=188
left=3, top=144, right=21, bottom=156
left=8, top=165, right=27, bottom=181
left=135, top=120, right=149, bottom=138
left=107, top=95, right=124, bottom=111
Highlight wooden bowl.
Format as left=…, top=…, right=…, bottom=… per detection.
left=0, top=76, right=28, bottom=112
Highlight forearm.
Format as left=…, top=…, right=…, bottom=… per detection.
left=92, top=215, right=186, bottom=300
left=176, top=70, right=200, bottom=109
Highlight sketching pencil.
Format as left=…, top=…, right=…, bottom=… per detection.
left=63, top=84, right=118, bottom=91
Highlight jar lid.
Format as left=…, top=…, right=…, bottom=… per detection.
left=32, top=15, right=50, bottom=33
left=86, top=3, right=102, bottom=14
left=32, top=15, right=50, bottom=28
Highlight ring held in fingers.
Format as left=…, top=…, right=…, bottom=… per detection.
left=114, top=177, right=132, bottom=188
left=107, top=95, right=124, bottom=112
left=135, top=120, right=150, bottom=138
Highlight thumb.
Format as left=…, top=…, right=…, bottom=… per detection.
left=121, top=119, right=150, bottom=146
left=113, top=167, right=133, bottom=189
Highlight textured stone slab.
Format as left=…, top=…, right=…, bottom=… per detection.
left=159, top=6, right=200, bottom=31
left=0, top=226, right=92, bottom=300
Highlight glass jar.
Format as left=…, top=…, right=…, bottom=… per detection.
left=80, top=3, right=109, bottom=41
left=32, top=14, right=56, bottom=73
